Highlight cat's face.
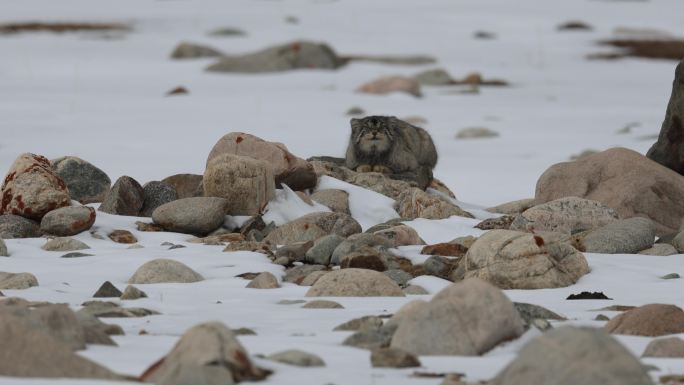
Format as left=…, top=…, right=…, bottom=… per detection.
left=351, top=116, right=395, bottom=154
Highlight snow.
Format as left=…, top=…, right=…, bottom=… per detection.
left=2, top=0, right=684, bottom=384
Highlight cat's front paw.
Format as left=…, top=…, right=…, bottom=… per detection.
left=356, top=165, right=373, bottom=173
left=372, top=165, right=393, bottom=174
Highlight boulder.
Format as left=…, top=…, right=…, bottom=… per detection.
left=0, top=304, right=86, bottom=351
left=161, top=174, right=204, bottom=199
left=331, top=233, right=393, bottom=265
left=266, top=350, right=325, bottom=367
left=390, top=279, right=524, bottom=356
left=141, top=322, right=267, bottom=384
left=373, top=225, right=424, bottom=247
left=455, top=127, right=500, bottom=139
left=207, top=132, right=316, bottom=191
left=306, top=268, right=404, bottom=297
left=647, top=60, right=684, bottom=174
left=170, top=42, right=222, bottom=59
left=357, top=75, right=422, bottom=97
left=120, top=285, right=147, bottom=300
left=311, top=189, right=350, bottom=214
left=639, top=243, right=678, bottom=256
left=304, top=234, right=345, bottom=265
left=0, top=153, right=70, bottom=220
left=489, top=327, right=654, bottom=385
left=605, top=304, right=684, bottom=337
left=0, top=214, right=40, bottom=238
left=0, top=239, right=5, bottom=256
left=0, top=272, right=38, bottom=290
left=203, top=154, right=275, bottom=216
left=246, top=272, right=280, bottom=289
left=642, top=337, right=684, bottom=357
left=334, top=316, right=384, bottom=332
left=264, top=212, right=361, bottom=245
left=370, top=348, right=421, bottom=368
left=576, top=217, right=656, bottom=253
left=510, top=197, right=619, bottom=235
left=140, top=181, right=177, bottom=217
left=40, top=206, right=96, bottom=236
left=302, top=299, right=343, bottom=309
left=206, top=40, right=343, bottom=73
left=414, top=68, right=455, bottom=86
left=98, top=176, right=144, bottom=216
left=487, top=198, right=536, bottom=215
left=464, top=230, right=590, bottom=289
left=340, top=246, right=388, bottom=272
left=395, top=188, right=473, bottom=220
left=128, top=259, right=204, bottom=284
left=41, top=237, right=90, bottom=252
left=51, top=156, right=110, bottom=204
left=108, top=230, right=137, bottom=244
left=92, top=281, right=122, bottom=298
left=152, top=197, right=229, bottom=235
left=535, top=147, right=684, bottom=235
left=346, top=172, right=413, bottom=200
left=672, top=231, right=684, bottom=252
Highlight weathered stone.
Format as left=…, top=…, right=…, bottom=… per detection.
left=489, top=327, right=654, bottom=385
left=455, top=127, right=499, bottom=139
left=384, top=269, right=413, bottom=287
left=204, top=154, right=275, bottom=216
left=475, top=215, right=514, bottom=230
left=423, top=255, right=460, bottom=280
left=140, top=181, right=177, bottom=217
left=0, top=303, right=88, bottom=351
left=331, top=233, right=393, bottom=265
left=0, top=238, right=6, bottom=257
left=40, top=206, right=96, bottom=236
left=75, top=312, right=120, bottom=345
left=334, top=316, right=384, bottom=331
left=414, top=68, right=455, bottom=86
left=514, top=302, right=566, bottom=330
left=343, top=324, right=398, bottom=350
left=395, top=188, right=473, bottom=220
left=647, top=60, right=684, bottom=174
left=605, top=304, right=684, bottom=337
left=265, top=212, right=361, bottom=245
left=306, top=268, right=404, bottom=297
left=108, top=229, right=137, bottom=244
left=246, top=272, right=280, bottom=289
left=120, top=285, right=147, bottom=300
left=171, top=42, right=222, bottom=59
left=266, top=350, right=325, bottom=367
left=207, top=132, right=316, bottom=191
left=79, top=301, right=159, bottom=318
left=299, top=270, right=328, bottom=286
left=390, top=278, right=524, bottom=356
left=0, top=153, right=70, bottom=220
left=357, top=75, right=422, bottom=97
left=98, top=176, right=144, bottom=216
left=510, top=197, right=619, bottom=235
left=0, top=214, right=40, bottom=238
left=373, top=225, right=423, bottom=247
left=161, top=174, right=204, bottom=199
left=576, top=217, right=656, bottom=253
left=302, top=300, right=344, bottom=309
left=464, top=230, right=589, bottom=289
left=311, top=189, right=350, bottom=214
left=135, top=221, right=165, bottom=232
left=672, top=231, right=684, bottom=253
left=487, top=198, right=536, bottom=215
left=370, top=347, right=421, bottom=368
left=152, top=197, right=229, bottom=235
left=642, top=337, right=684, bottom=357
left=128, top=258, right=204, bottom=284
left=340, top=246, right=388, bottom=272
left=403, top=285, right=429, bottom=295
left=304, top=234, right=344, bottom=265
left=223, top=241, right=273, bottom=255
left=0, top=273, right=38, bottom=290
left=346, top=172, right=413, bottom=200
left=421, top=242, right=469, bottom=257
left=275, top=241, right=314, bottom=263
left=638, top=243, right=678, bottom=256
left=42, top=237, right=90, bottom=251
left=536, top=147, right=684, bottom=235
left=52, top=156, right=110, bottom=204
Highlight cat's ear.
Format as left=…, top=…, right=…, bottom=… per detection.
left=350, top=118, right=361, bottom=134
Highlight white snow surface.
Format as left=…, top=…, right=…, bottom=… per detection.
left=2, top=0, right=684, bottom=384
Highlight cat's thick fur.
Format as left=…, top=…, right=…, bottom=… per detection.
left=345, top=116, right=437, bottom=188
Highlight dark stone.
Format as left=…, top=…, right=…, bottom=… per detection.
left=240, top=215, right=266, bottom=236
left=647, top=60, right=684, bottom=174
left=140, top=181, right=177, bottom=217
left=108, top=230, right=137, bottom=244
left=567, top=291, right=612, bottom=300
left=420, top=242, right=468, bottom=257
left=275, top=166, right=317, bottom=191
left=475, top=215, right=515, bottom=230
left=92, top=281, right=123, bottom=298
left=343, top=324, right=398, bottom=350
left=161, top=174, right=203, bottom=199
left=340, top=246, right=388, bottom=272
left=52, top=156, right=111, bottom=204
left=284, top=265, right=326, bottom=284
left=0, top=214, right=40, bottom=238
left=370, top=347, right=421, bottom=368
left=98, top=176, right=144, bottom=216
left=61, top=252, right=93, bottom=258
left=423, top=255, right=460, bottom=279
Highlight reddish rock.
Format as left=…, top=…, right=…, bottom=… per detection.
left=108, top=230, right=137, bottom=244
left=357, top=75, right=422, bottom=97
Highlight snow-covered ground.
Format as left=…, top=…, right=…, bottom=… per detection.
left=2, top=0, right=684, bottom=384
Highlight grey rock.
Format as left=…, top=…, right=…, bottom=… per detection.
left=339, top=246, right=388, bottom=272
left=161, top=174, right=204, bottom=199
left=40, top=206, right=96, bottom=236
left=383, top=269, right=413, bottom=287
left=639, top=243, right=678, bottom=256
left=672, top=231, right=684, bottom=253
left=0, top=304, right=86, bottom=351
left=455, top=127, right=500, bottom=139
left=642, top=337, right=684, bottom=357
left=343, top=323, right=398, bottom=350
left=75, top=312, right=120, bottom=345
left=331, top=233, right=393, bottom=265
left=152, top=197, right=229, bottom=235
left=395, top=188, right=473, bottom=220
left=370, top=347, right=421, bottom=368
left=42, top=237, right=90, bottom=252
left=98, top=176, right=144, bottom=216
left=414, top=68, right=455, bottom=86
left=78, top=301, right=159, bottom=318
left=92, top=281, right=122, bottom=298
left=284, top=264, right=326, bottom=284
left=302, top=300, right=344, bottom=309
left=120, top=285, right=147, bottom=300
left=208, top=27, right=246, bottom=37
left=661, top=273, right=680, bottom=279
left=578, top=217, right=656, bottom=254
left=140, top=181, right=177, bottom=217
left=0, top=214, right=40, bottom=238
left=305, top=234, right=344, bottom=265
left=403, top=285, right=429, bottom=295
left=299, top=271, right=328, bottom=286
left=52, top=156, right=111, bottom=204
left=423, top=255, right=460, bottom=280
left=275, top=241, right=314, bottom=263
left=510, top=197, right=620, bottom=235
left=334, top=316, right=384, bottom=332
left=0, top=238, right=6, bottom=256
left=128, top=258, right=204, bottom=284
left=486, top=198, right=536, bottom=215
left=171, top=42, right=223, bottom=59
left=246, top=272, right=280, bottom=289
left=306, top=268, right=404, bottom=297
left=311, top=189, right=350, bottom=214
left=647, top=60, right=684, bottom=175
left=514, top=302, right=565, bottom=330
left=266, top=349, right=325, bottom=367
left=265, top=212, right=361, bottom=246
left=0, top=272, right=38, bottom=289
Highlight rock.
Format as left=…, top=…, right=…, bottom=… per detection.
left=140, top=322, right=267, bottom=384
left=306, top=268, right=404, bottom=297
left=98, top=176, right=144, bottom=216
left=0, top=239, right=6, bottom=256
left=170, top=42, right=222, bottom=59
left=340, top=246, right=388, bottom=271
left=136, top=221, right=164, bottom=232
left=166, top=86, right=188, bottom=96
left=510, top=197, right=619, bottom=235
left=489, top=327, right=654, bottom=385
left=284, top=265, right=327, bottom=284
left=79, top=301, right=159, bottom=318
left=207, top=40, right=343, bottom=73
left=266, top=350, right=325, bottom=367
left=475, top=215, right=514, bottom=230
left=304, top=234, right=344, bottom=265
left=567, top=291, right=611, bottom=300
left=346, top=172, right=414, bottom=200
left=464, top=230, right=589, bottom=289
left=403, top=285, right=429, bottom=295
left=204, top=154, right=275, bottom=216
left=311, top=189, right=350, bottom=214
left=455, top=127, right=500, bottom=139
left=265, top=212, right=361, bottom=245
left=0, top=304, right=87, bottom=350
left=42, top=237, right=90, bottom=251
left=0, top=153, right=70, bottom=220
left=421, top=242, right=469, bottom=257
left=108, top=230, right=137, bottom=244
left=373, top=225, right=423, bottom=247
left=0, top=272, right=38, bottom=290
left=246, top=272, right=280, bottom=289
left=414, top=68, right=455, bottom=86
left=487, top=198, right=536, bottom=215
left=672, top=231, right=684, bottom=252
left=514, top=302, right=566, bottom=330
left=639, top=243, right=678, bottom=256
left=395, top=188, right=473, bottom=220
left=92, top=281, right=122, bottom=298
left=557, top=20, right=593, bottom=31
left=51, top=156, right=110, bottom=204
left=60, top=252, right=92, bottom=259
left=128, top=258, right=204, bottom=284
left=40, top=206, right=96, bottom=236
left=370, top=347, right=421, bottom=368
left=208, top=27, right=245, bottom=37
left=161, top=174, right=204, bottom=199
left=334, top=316, right=384, bottom=331
left=576, top=217, right=656, bottom=253
left=604, top=304, right=684, bottom=336
left=423, top=255, right=460, bottom=280
left=346, top=106, right=365, bottom=116
left=331, top=233, right=393, bottom=265
left=152, top=197, right=229, bottom=235
left=0, top=311, right=121, bottom=379
left=207, top=132, right=316, bottom=191
left=390, top=278, right=524, bottom=356
left=302, top=299, right=344, bottom=309
left=140, top=181, right=177, bottom=217
left=299, top=271, right=328, bottom=286
left=384, top=269, right=413, bottom=287
left=343, top=324, right=399, bottom=350
left=0, top=214, right=40, bottom=238
left=535, top=147, right=684, bottom=236
left=75, top=311, right=121, bottom=345
left=647, top=60, right=684, bottom=174
left=357, top=75, right=422, bottom=97
left=223, top=241, right=273, bottom=255
left=275, top=241, right=314, bottom=263
left=661, top=273, right=680, bottom=279
left=642, top=337, right=684, bottom=357
left=120, top=285, right=147, bottom=300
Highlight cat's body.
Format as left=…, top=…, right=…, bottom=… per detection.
left=345, top=116, right=437, bottom=188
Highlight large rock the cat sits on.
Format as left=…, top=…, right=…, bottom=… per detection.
left=345, top=116, right=437, bottom=189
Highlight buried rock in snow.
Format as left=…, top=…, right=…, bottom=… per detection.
left=575, top=217, right=656, bottom=254
left=0, top=272, right=38, bottom=290
left=604, top=304, right=684, bottom=337
left=128, top=258, right=204, bottom=284
left=395, top=188, right=473, bottom=220
left=42, top=237, right=90, bottom=252
left=306, top=268, right=404, bottom=297
left=510, top=196, right=619, bottom=235
left=264, top=212, right=361, bottom=245
left=642, top=337, right=684, bottom=358
left=356, top=75, right=422, bottom=97
left=152, top=197, right=229, bottom=235
left=40, top=206, right=96, bottom=236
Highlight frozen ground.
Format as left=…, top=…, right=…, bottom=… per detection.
left=2, top=0, right=684, bottom=384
